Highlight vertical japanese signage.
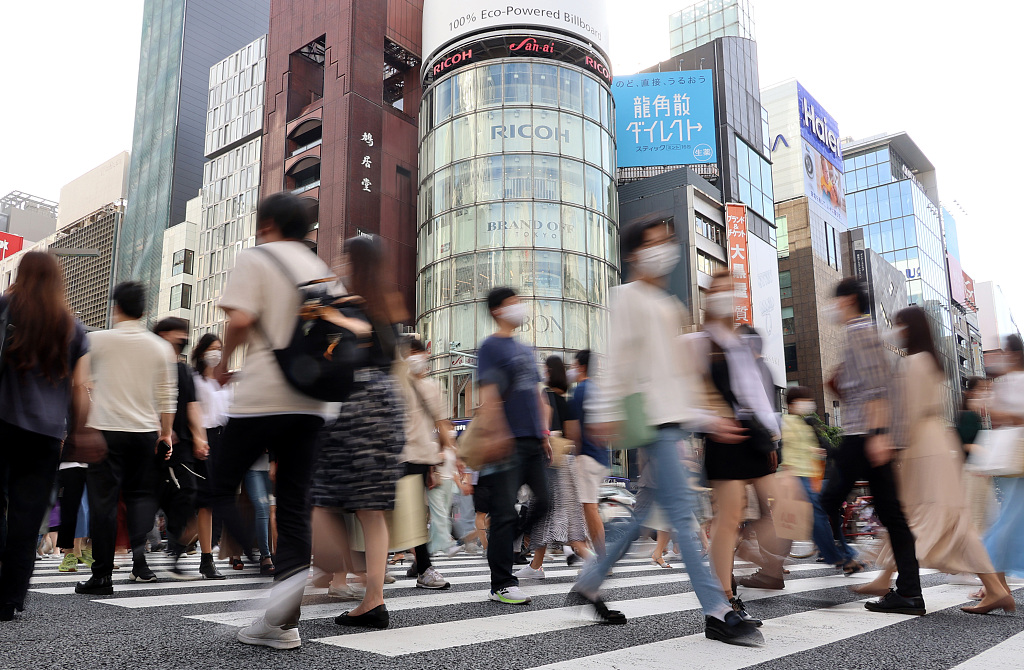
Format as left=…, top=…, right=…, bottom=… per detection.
left=613, top=70, right=717, bottom=168
left=963, top=272, right=977, bottom=312
left=726, top=203, right=752, bottom=326
left=0, top=231, right=25, bottom=260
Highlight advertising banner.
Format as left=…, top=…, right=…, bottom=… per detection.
left=964, top=272, right=977, bottom=312
left=797, top=82, right=843, bottom=171
left=0, top=231, right=25, bottom=260
left=613, top=70, right=717, bottom=168
left=726, top=203, right=753, bottom=326
left=948, top=253, right=967, bottom=306
left=802, top=139, right=847, bottom=225
left=422, top=0, right=611, bottom=63
left=747, top=231, right=786, bottom=387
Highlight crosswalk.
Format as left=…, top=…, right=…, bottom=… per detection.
left=23, top=543, right=1024, bottom=669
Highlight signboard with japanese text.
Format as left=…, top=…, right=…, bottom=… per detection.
left=613, top=70, right=717, bottom=168
left=422, top=0, right=611, bottom=64
left=797, top=82, right=843, bottom=171
left=726, top=203, right=753, bottom=326
left=0, top=231, right=25, bottom=260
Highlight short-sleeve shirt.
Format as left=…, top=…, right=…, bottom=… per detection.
left=571, top=379, right=609, bottom=466
left=219, top=241, right=334, bottom=417
left=0, top=297, right=88, bottom=440
left=171, top=362, right=197, bottom=463
left=476, top=334, right=543, bottom=439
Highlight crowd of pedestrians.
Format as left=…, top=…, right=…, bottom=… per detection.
left=1, top=196, right=1020, bottom=652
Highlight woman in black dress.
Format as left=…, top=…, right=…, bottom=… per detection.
left=694, top=270, right=786, bottom=623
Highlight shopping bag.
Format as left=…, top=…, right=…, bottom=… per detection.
left=456, top=405, right=514, bottom=471
left=616, top=392, right=657, bottom=450
left=772, top=473, right=813, bottom=541
left=349, top=474, right=428, bottom=552
left=966, top=428, right=1024, bottom=477
left=548, top=432, right=575, bottom=468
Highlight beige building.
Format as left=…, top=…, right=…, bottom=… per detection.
left=57, top=152, right=131, bottom=229
left=157, top=196, right=201, bottom=325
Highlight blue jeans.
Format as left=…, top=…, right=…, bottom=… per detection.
left=244, top=469, right=272, bottom=560
left=575, top=427, right=728, bottom=617
left=798, top=476, right=855, bottom=564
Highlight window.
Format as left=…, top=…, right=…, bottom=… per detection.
left=694, top=213, right=725, bottom=246
left=782, top=306, right=795, bottom=335
left=776, top=215, right=789, bottom=258
left=735, top=137, right=774, bottom=220
left=172, top=249, right=194, bottom=276
left=784, top=343, right=798, bottom=373
left=779, top=270, right=792, bottom=299
left=696, top=249, right=724, bottom=276
left=169, top=284, right=192, bottom=310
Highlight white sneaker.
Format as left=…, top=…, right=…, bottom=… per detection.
left=947, top=573, right=982, bottom=586
left=327, top=583, right=366, bottom=600
left=515, top=565, right=546, bottom=580
left=416, top=566, right=450, bottom=590
left=489, top=586, right=532, bottom=604
left=445, top=544, right=465, bottom=557
left=237, top=615, right=301, bottom=650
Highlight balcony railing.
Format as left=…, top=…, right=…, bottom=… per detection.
left=292, top=180, right=321, bottom=195
left=290, top=138, right=323, bottom=157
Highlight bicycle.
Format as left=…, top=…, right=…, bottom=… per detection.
left=787, top=482, right=883, bottom=560
left=597, top=479, right=637, bottom=549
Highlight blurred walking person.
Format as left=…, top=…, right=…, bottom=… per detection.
left=978, top=335, right=1024, bottom=597
left=575, top=219, right=762, bottom=646
left=569, top=350, right=609, bottom=557
left=210, top=193, right=333, bottom=649
left=75, top=281, right=177, bottom=595
left=848, top=307, right=1012, bottom=614
left=820, top=278, right=925, bottom=615
left=0, top=252, right=90, bottom=620
left=310, top=235, right=409, bottom=629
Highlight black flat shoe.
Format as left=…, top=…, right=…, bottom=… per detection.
left=864, top=589, right=926, bottom=616
left=566, top=590, right=627, bottom=624
left=75, top=575, right=114, bottom=595
left=335, top=604, right=389, bottom=629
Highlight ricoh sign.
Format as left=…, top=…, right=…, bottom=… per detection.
left=429, top=35, right=612, bottom=84
left=797, top=82, right=843, bottom=172
left=422, top=0, right=611, bottom=63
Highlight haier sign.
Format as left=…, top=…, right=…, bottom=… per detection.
left=797, top=82, right=843, bottom=172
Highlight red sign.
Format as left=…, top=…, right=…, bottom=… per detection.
left=963, top=272, right=977, bottom=312
left=0, top=231, right=24, bottom=260
left=726, top=203, right=753, bottom=325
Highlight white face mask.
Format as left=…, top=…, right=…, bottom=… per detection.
left=499, top=302, right=528, bottom=327
left=204, top=350, right=223, bottom=367
left=634, top=243, right=680, bottom=278
left=792, top=401, right=816, bottom=416
left=408, top=355, right=429, bottom=376
left=567, top=368, right=579, bottom=384
left=707, top=291, right=735, bottom=319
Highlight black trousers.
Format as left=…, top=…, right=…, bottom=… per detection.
left=158, top=459, right=198, bottom=554
left=210, top=414, right=323, bottom=623
left=0, top=420, right=61, bottom=611
left=86, top=431, right=162, bottom=578
left=405, top=462, right=435, bottom=575
left=480, top=438, right=550, bottom=591
left=820, top=435, right=922, bottom=598
left=57, top=466, right=88, bottom=549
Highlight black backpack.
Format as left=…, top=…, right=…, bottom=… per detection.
left=255, top=247, right=367, bottom=402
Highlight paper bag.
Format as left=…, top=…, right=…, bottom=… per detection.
left=772, top=473, right=813, bottom=541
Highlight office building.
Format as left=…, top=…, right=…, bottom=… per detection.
left=0, top=192, right=57, bottom=244
left=669, top=0, right=755, bottom=56
left=261, top=0, right=423, bottom=316
left=942, top=206, right=983, bottom=384
left=416, top=0, right=618, bottom=415
left=157, top=197, right=201, bottom=325
left=0, top=156, right=130, bottom=328
left=761, top=80, right=848, bottom=422
left=843, top=132, right=958, bottom=416
left=191, top=35, right=267, bottom=350
left=116, top=0, right=270, bottom=307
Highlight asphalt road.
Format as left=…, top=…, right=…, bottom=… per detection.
left=3, top=541, right=1022, bottom=669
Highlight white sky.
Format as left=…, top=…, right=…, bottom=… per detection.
left=1, top=0, right=1021, bottom=323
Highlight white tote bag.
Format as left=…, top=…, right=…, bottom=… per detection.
left=966, top=428, right=1024, bottom=477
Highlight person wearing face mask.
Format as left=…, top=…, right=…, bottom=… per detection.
left=153, top=319, right=223, bottom=581
left=692, top=271, right=788, bottom=619
left=848, top=307, right=1013, bottom=615
left=781, top=387, right=857, bottom=570
left=396, top=336, right=453, bottom=588
left=819, top=278, right=926, bottom=616
left=474, top=287, right=552, bottom=606
left=574, top=220, right=763, bottom=647
left=958, top=377, right=995, bottom=534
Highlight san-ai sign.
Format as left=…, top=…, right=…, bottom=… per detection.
left=613, top=70, right=717, bottom=168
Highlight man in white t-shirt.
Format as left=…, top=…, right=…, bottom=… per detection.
left=209, top=192, right=332, bottom=650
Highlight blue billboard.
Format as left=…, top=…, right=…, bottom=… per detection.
left=797, top=82, right=843, bottom=171
left=613, top=70, right=717, bottom=168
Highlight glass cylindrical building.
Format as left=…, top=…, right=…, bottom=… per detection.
left=417, top=4, right=617, bottom=413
